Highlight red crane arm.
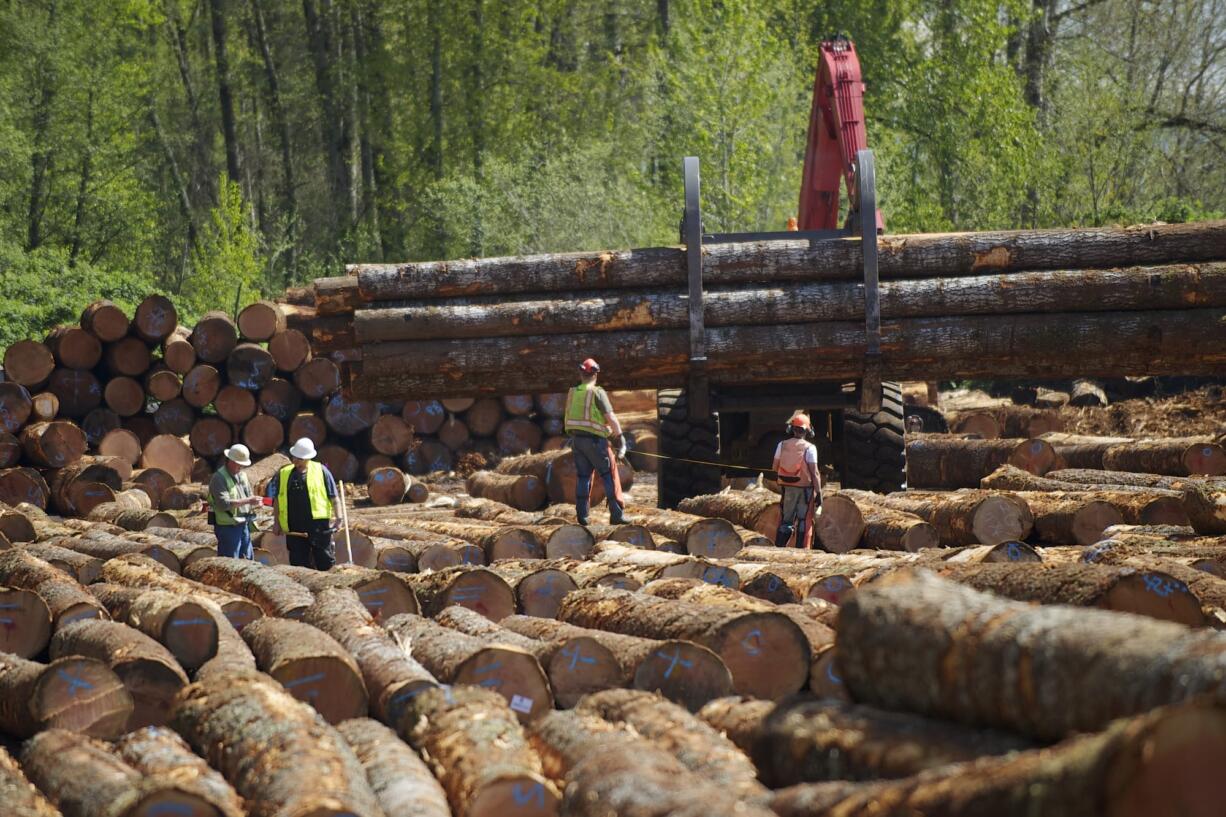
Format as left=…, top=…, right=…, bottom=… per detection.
left=797, top=37, right=884, bottom=233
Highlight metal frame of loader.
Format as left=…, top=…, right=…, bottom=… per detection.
left=654, top=152, right=906, bottom=508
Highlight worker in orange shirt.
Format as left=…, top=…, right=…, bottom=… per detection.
left=772, top=413, right=822, bottom=547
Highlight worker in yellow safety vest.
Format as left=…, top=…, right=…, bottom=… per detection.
left=564, top=358, right=626, bottom=525
left=269, top=437, right=340, bottom=569
left=772, top=412, right=823, bottom=548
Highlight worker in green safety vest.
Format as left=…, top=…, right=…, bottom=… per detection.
left=564, top=358, right=626, bottom=526
left=268, top=437, right=340, bottom=570
left=208, top=444, right=261, bottom=559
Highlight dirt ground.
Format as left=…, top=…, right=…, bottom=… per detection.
left=1055, top=386, right=1226, bottom=438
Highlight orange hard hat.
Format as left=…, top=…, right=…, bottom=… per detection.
left=789, top=413, right=812, bottom=430
left=579, top=358, right=600, bottom=374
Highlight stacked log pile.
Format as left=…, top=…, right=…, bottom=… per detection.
left=308, top=221, right=1226, bottom=397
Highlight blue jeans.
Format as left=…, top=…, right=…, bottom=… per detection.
left=572, top=434, right=624, bottom=524
left=214, top=524, right=254, bottom=559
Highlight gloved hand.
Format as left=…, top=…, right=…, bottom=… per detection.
left=617, top=439, right=628, bottom=460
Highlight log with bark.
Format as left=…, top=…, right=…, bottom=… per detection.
left=840, top=488, right=1032, bottom=547
left=589, top=541, right=734, bottom=585
left=1102, top=438, right=1226, bottom=477
left=769, top=699, right=1226, bottom=817
left=100, top=554, right=263, bottom=632
left=980, top=465, right=1194, bottom=529
left=466, top=470, right=548, bottom=511
left=1182, top=484, right=1226, bottom=535
left=404, top=518, right=544, bottom=561
left=0, top=549, right=107, bottom=628
left=836, top=569, right=1226, bottom=739
left=397, top=685, right=559, bottom=817
left=0, top=585, right=51, bottom=658
left=87, top=583, right=218, bottom=671
left=905, top=435, right=1061, bottom=489
left=678, top=491, right=780, bottom=537
left=576, top=688, right=766, bottom=798
left=527, top=709, right=773, bottom=817
left=172, top=674, right=384, bottom=817
left=184, top=557, right=313, bottom=619
left=0, top=744, right=60, bottom=817
left=482, top=561, right=578, bottom=618
left=274, top=565, right=419, bottom=620
left=53, top=529, right=181, bottom=570
left=384, top=612, right=553, bottom=722
left=50, top=619, right=188, bottom=729
left=407, top=565, right=516, bottom=621
left=0, top=467, right=50, bottom=508
left=113, top=726, right=244, bottom=817
left=351, top=309, right=1226, bottom=397
left=557, top=586, right=809, bottom=699
left=1046, top=467, right=1226, bottom=491
left=240, top=616, right=368, bottom=723
left=337, top=718, right=452, bottom=817
left=21, top=420, right=87, bottom=468
left=0, top=652, right=132, bottom=738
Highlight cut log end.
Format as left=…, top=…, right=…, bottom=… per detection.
left=1185, top=444, right=1226, bottom=477
left=545, top=636, right=622, bottom=708
left=805, top=574, right=855, bottom=605
left=454, top=646, right=553, bottom=722
left=444, top=571, right=517, bottom=621
left=1106, top=706, right=1226, bottom=817
left=686, top=517, right=743, bottom=558
left=161, top=600, right=220, bottom=670
left=717, top=612, right=810, bottom=699
left=1098, top=571, right=1207, bottom=627
left=971, top=495, right=1031, bottom=545
left=516, top=569, right=578, bottom=619
left=632, top=640, right=735, bottom=712
left=269, top=655, right=369, bottom=725
left=36, top=656, right=134, bottom=738
left=469, top=776, right=560, bottom=817
left=816, top=495, right=866, bottom=553
left=808, top=646, right=851, bottom=702
left=0, top=587, right=52, bottom=658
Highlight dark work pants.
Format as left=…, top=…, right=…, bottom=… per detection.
left=775, top=486, right=814, bottom=547
left=287, top=526, right=336, bottom=570
left=572, top=434, right=624, bottom=525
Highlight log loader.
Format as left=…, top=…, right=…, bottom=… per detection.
left=656, top=36, right=904, bottom=507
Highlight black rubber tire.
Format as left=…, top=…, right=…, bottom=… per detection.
left=657, top=388, right=721, bottom=509
left=842, top=381, right=906, bottom=493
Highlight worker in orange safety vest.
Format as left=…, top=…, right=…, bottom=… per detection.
left=772, top=412, right=822, bottom=547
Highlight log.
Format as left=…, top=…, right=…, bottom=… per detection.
left=184, top=557, right=314, bottom=619
left=397, top=685, right=558, bottom=817
left=1039, top=431, right=1134, bottom=469
left=576, top=689, right=766, bottom=797
left=527, top=709, right=769, bottom=817
left=240, top=616, right=367, bottom=723
left=275, top=565, right=419, bottom=620
left=288, top=412, right=326, bottom=448
left=353, top=308, right=1226, bottom=398
left=384, top=613, right=553, bottom=721
left=1010, top=492, right=1124, bottom=545
left=85, top=505, right=177, bottom=530
left=768, top=700, right=1226, bottom=817
left=0, top=549, right=106, bottom=628
left=557, top=586, right=809, bottom=699
left=304, top=588, right=436, bottom=725
left=484, top=563, right=579, bottom=618
left=114, top=726, right=244, bottom=817
left=102, top=376, right=143, bottom=417
left=855, top=501, right=941, bottom=552
left=188, top=311, right=237, bottom=364
left=590, top=541, right=727, bottom=583
left=1103, top=439, right=1226, bottom=477
left=237, top=300, right=287, bottom=341
left=49, top=457, right=124, bottom=515
left=0, top=467, right=50, bottom=508
left=620, top=506, right=742, bottom=558
left=79, top=300, right=128, bottom=342
left=143, top=365, right=181, bottom=402
left=937, top=562, right=1205, bottom=625
left=337, top=723, right=452, bottom=817
left=0, top=505, right=35, bottom=541
left=0, top=585, right=52, bottom=658
left=1070, top=377, right=1109, bottom=406
left=0, top=382, right=33, bottom=433
left=403, top=438, right=453, bottom=474
left=80, top=409, right=120, bottom=447
left=214, top=385, right=256, bottom=424
left=466, top=470, right=547, bottom=511
left=23, top=543, right=103, bottom=584
left=496, top=417, right=543, bottom=455
left=401, top=400, right=445, bottom=435
left=406, top=518, right=544, bottom=561
left=46, top=325, right=102, bottom=371
left=86, top=584, right=218, bottom=671
left=1018, top=486, right=1186, bottom=529
left=181, top=364, right=221, bottom=408
left=50, top=619, right=188, bottom=729
left=501, top=614, right=733, bottom=711
left=152, top=397, right=194, bottom=437
left=463, top=398, right=503, bottom=437
left=21, top=420, right=86, bottom=467
left=0, top=653, right=131, bottom=739
left=293, top=357, right=341, bottom=400
left=225, top=343, right=276, bottom=391
left=103, top=336, right=151, bottom=378
left=678, top=491, right=780, bottom=537
left=905, top=434, right=1061, bottom=489
left=841, top=489, right=1032, bottom=547
left=161, top=327, right=196, bottom=374
left=243, top=452, right=291, bottom=495
left=366, top=465, right=407, bottom=506
left=407, top=566, right=516, bottom=620
left=355, top=221, right=1226, bottom=299
left=172, top=674, right=384, bottom=817
left=367, top=413, right=413, bottom=455
left=268, top=328, right=311, bottom=372
left=1047, top=467, right=1226, bottom=491
left=242, top=413, right=284, bottom=455
left=1183, top=484, right=1226, bottom=535
left=128, top=467, right=176, bottom=508
left=0, top=744, right=60, bottom=817
left=47, top=369, right=102, bottom=418
left=139, top=435, right=193, bottom=483
left=838, top=569, right=1226, bottom=739
left=4, top=340, right=55, bottom=387
left=0, top=431, right=18, bottom=468
left=29, top=390, right=58, bottom=421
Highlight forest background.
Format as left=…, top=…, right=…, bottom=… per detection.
left=0, top=0, right=1222, bottom=346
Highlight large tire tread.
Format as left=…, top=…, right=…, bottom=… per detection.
left=657, top=388, right=720, bottom=509
left=842, top=381, right=907, bottom=493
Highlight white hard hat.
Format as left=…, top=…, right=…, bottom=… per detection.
left=289, top=437, right=317, bottom=460
left=223, top=444, right=252, bottom=466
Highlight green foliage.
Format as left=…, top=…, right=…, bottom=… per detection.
left=183, top=178, right=265, bottom=320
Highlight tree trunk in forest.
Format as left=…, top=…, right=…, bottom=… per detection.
left=336, top=718, right=451, bottom=817
left=384, top=613, right=553, bottom=721
left=557, top=586, right=809, bottom=699
left=397, top=685, right=559, bottom=817
left=769, top=701, right=1226, bottom=817
left=172, top=674, right=384, bottom=817
left=50, top=618, right=188, bottom=729
left=302, top=0, right=353, bottom=238
left=240, top=616, right=368, bottom=724
left=836, top=569, right=1226, bottom=739
left=576, top=688, right=766, bottom=798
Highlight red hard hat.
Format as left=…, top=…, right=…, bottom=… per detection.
left=580, top=358, right=600, bottom=374
left=789, top=413, right=812, bottom=430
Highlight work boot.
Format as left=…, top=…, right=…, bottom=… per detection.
left=774, top=523, right=794, bottom=548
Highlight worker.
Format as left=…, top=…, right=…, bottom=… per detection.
left=268, top=437, right=340, bottom=570
left=208, top=444, right=261, bottom=559
left=564, top=358, right=627, bottom=526
left=772, top=413, right=822, bottom=548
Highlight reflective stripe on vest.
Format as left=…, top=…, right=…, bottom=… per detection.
left=564, top=383, right=610, bottom=437
left=777, top=438, right=814, bottom=486
left=210, top=467, right=243, bottom=526
left=277, top=461, right=332, bottom=531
